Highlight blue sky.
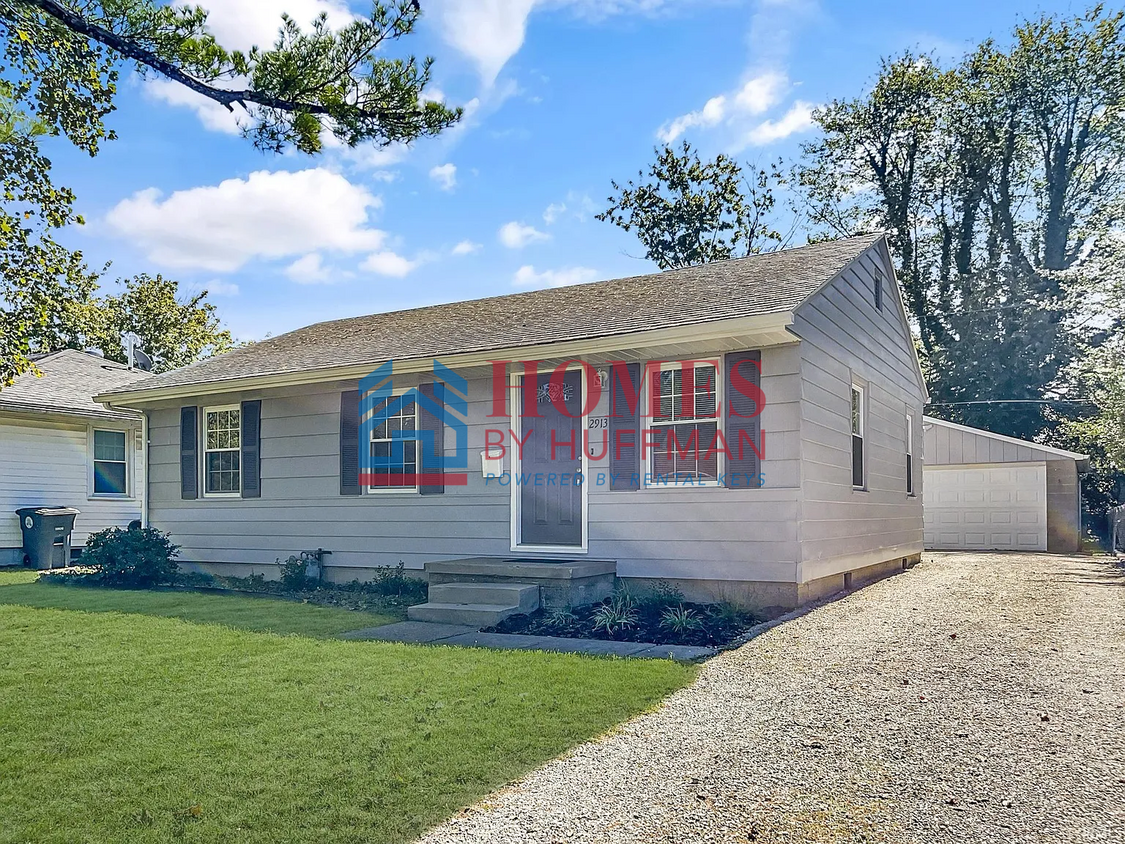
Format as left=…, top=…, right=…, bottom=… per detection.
left=46, top=0, right=1080, bottom=342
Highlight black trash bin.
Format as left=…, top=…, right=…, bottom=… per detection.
left=16, top=507, right=80, bottom=570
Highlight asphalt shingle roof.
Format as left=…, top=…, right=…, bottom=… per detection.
left=104, top=234, right=882, bottom=396
left=1, top=350, right=147, bottom=419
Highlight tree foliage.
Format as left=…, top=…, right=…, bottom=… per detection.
left=0, top=1, right=458, bottom=385
left=597, top=142, right=786, bottom=269
left=798, top=5, right=1125, bottom=442
left=60, top=273, right=234, bottom=373
left=0, top=0, right=460, bottom=155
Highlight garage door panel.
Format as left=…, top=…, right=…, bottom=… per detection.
left=923, top=462, right=1047, bottom=551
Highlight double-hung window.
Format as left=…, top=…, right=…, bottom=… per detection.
left=369, top=396, right=418, bottom=491
left=851, top=385, right=865, bottom=489
left=92, top=429, right=128, bottom=496
left=204, top=406, right=241, bottom=495
left=906, top=414, right=914, bottom=495
left=650, top=362, right=719, bottom=483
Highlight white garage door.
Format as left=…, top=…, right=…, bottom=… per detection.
left=923, top=463, right=1047, bottom=551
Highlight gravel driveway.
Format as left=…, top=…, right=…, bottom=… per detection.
left=419, top=552, right=1125, bottom=843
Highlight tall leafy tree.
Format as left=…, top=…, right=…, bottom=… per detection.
left=60, top=274, right=234, bottom=373
left=597, top=142, right=786, bottom=269
left=0, top=1, right=459, bottom=384
left=798, top=6, right=1125, bottom=442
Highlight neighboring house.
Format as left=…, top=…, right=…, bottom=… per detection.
left=922, top=416, right=1089, bottom=554
left=96, top=234, right=927, bottom=611
left=0, top=350, right=149, bottom=565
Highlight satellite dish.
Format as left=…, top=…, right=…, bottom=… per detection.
left=132, top=347, right=153, bottom=372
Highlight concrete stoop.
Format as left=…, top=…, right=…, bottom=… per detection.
left=407, top=582, right=539, bottom=627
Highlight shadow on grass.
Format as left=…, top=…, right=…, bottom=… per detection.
left=0, top=569, right=398, bottom=638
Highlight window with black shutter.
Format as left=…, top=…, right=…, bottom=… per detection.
left=906, top=413, right=914, bottom=495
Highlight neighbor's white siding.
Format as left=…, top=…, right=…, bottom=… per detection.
left=792, top=243, right=926, bottom=582
left=0, top=414, right=143, bottom=556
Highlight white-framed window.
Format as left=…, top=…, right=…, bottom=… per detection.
left=906, top=413, right=914, bottom=495
left=368, top=395, right=419, bottom=492
left=648, top=361, right=720, bottom=484
left=851, top=385, right=865, bottom=489
left=91, top=428, right=129, bottom=496
left=204, top=405, right=241, bottom=496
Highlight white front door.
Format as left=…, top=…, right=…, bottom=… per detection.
left=923, top=463, right=1048, bottom=551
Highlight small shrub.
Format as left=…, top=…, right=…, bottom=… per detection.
left=638, top=580, right=686, bottom=615
left=659, top=605, right=703, bottom=637
left=369, top=562, right=427, bottom=603
left=277, top=555, right=311, bottom=591
left=76, top=526, right=180, bottom=588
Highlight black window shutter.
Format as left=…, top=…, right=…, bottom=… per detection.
left=339, top=390, right=361, bottom=496
left=180, top=406, right=198, bottom=500
left=609, top=363, right=641, bottom=491
left=725, top=351, right=763, bottom=489
left=240, top=400, right=262, bottom=498
left=417, top=382, right=445, bottom=495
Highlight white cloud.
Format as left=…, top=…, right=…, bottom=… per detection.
left=429, top=0, right=700, bottom=86
left=513, top=265, right=600, bottom=288
left=543, top=191, right=597, bottom=224
left=452, top=240, right=482, bottom=255
left=657, top=71, right=786, bottom=143
left=744, top=101, right=816, bottom=145
left=499, top=221, right=550, bottom=248
left=285, top=253, right=333, bottom=284
left=188, top=0, right=356, bottom=53
left=657, top=95, right=727, bottom=144
left=361, top=251, right=418, bottom=277
left=106, top=168, right=385, bottom=273
left=733, top=72, right=787, bottom=115
left=205, top=279, right=240, bottom=296
left=428, top=0, right=537, bottom=86
left=429, top=163, right=458, bottom=191
left=144, top=80, right=244, bottom=134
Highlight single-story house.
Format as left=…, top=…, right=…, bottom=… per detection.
left=0, top=349, right=148, bottom=566
left=96, top=234, right=927, bottom=613
left=922, top=415, right=1089, bottom=553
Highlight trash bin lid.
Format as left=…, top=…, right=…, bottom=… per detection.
left=16, top=507, right=81, bottom=517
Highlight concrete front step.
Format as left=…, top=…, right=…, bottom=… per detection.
left=428, top=582, right=539, bottom=613
left=408, top=601, right=527, bottom=627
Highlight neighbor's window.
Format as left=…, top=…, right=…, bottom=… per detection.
left=874, top=269, right=884, bottom=311
left=906, top=413, right=914, bottom=495
left=851, top=385, right=865, bottom=489
left=92, top=429, right=128, bottom=495
left=369, top=396, right=418, bottom=491
left=204, top=406, right=241, bottom=495
left=650, top=362, right=719, bottom=483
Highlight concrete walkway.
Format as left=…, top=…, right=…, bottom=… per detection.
left=340, top=620, right=716, bottom=661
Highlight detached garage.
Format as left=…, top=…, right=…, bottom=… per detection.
left=922, top=416, right=1089, bottom=553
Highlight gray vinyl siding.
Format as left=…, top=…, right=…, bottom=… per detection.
left=0, top=414, right=143, bottom=558
left=924, top=421, right=1070, bottom=465
left=792, top=243, right=926, bottom=582
left=144, top=344, right=804, bottom=584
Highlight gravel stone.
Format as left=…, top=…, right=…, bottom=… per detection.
left=418, top=552, right=1125, bottom=844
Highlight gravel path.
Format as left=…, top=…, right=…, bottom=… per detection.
left=418, top=553, right=1125, bottom=844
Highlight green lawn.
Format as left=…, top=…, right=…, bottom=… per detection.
left=0, top=571, right=695, bottom=844
left=0, top=570, right=398, bottom=637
